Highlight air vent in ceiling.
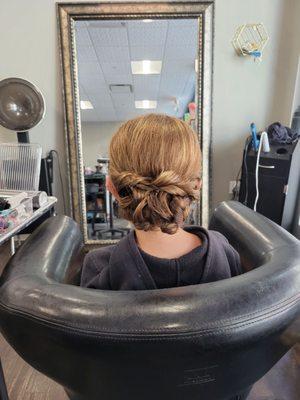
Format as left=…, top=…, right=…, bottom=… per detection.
left=109, top=84, right=133, bottom=94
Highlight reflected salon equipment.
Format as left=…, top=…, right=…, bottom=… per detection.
left=0, top=201, right=299, bottom=400
left=84, top=155, right=131, bottom=241
left=85, top=182, right=106, bottom=237
left=84, top=175, right=129, bottom=239
left=97, top=192, right=128, bottom=239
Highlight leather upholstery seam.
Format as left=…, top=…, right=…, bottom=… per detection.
left=0, top=293, right=299, bottom=335
left=1, top=288, right=299, bottom=331
left=0, top=297, right=298, bottom=340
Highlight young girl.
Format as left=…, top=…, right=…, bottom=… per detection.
left=81, top=114, right=242, bottom=290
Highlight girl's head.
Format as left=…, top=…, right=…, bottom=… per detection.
left=108, top=114, right=201, bottom=234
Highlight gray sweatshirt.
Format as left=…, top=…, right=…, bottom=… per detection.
left=80, top=226, right=242, bottom=290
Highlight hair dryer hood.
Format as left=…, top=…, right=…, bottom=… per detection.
left=0, top=77, right=45, bottom=132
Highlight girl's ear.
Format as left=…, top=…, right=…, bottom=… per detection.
left=106, top=176, right=120, bottom=200
left=194, top=177, right=202, bottom=191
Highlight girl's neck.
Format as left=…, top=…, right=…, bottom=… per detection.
left=135, top=227, right=202, bottom=259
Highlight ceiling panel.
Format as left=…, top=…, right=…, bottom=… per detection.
left=105, top=74, right=133, bottom=86
left=162, top=59, right=195, bottom=75
left=128, top=20, right=169, bottom=28
left=101, top=61, right=131, bottom=77
left=168, top=19, right=198, bottom=28
left=78, top=62, right=105, bottom=81
left=133, top=75, right=161, bottom=99
left=166, top=26, right=198, bottom=47
left=79, top=85, right=88, bottom=99
left=164, top=45, right=197, bottom=61
left=75, top=29, right=93, bottom=48
left=160, top=72, right=185, bottom=97
left=89, top=26, right=129, bottom=47
left=130, top=45, right=165, bottom=60
left=111, top=92, right=135, bottom=105
left=89, top=92, right=113, bottom=105
left=94, top=45, right=131, bottom=63
left=86, top=20, right=125, bottom=28
left=77, top=45, right=98, bottom=63
left=75, top=21, right=88, bottom=29
left=167, top=29, right=197, bottom=48
left=127, top=26, right=167, bottom=47
left=81, top=78, right=108, bottom=95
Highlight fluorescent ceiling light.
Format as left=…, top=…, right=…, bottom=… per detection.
left=143, top=19, right=153, bottom=23
left=131, top=60, right=162, bottom=75
left=135, top=100, right=157, bottom=109
left=80, top=100, right=93, bottom=110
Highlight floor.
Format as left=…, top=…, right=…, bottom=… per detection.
left=1, top=241, right=299, bottom=400
left=1, top=335, right=68, bottom=400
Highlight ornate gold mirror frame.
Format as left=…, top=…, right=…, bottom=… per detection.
left=57, top=1, right=214, bottom=249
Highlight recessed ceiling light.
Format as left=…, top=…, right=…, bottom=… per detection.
left=143, top=19, right=153, bottom=23
left=131, top=60, right=162, bottom=75
left=80, top=100, right=93, bottom=110
left=135, top=100, right=157, bottom=109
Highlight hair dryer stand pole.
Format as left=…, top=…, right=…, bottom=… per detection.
left=17, top=131, right=29, bottom=144
left=98, top=192, right=127, bottom=239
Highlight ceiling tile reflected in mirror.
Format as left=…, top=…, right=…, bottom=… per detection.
left=75, top=19, right=198, bottom=122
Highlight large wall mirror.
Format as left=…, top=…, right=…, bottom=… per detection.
left=57, top=1, right=213, bottom=248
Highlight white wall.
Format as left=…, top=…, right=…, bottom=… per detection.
left=0, top=0, right=299, bottom=215
left=82, top=121, right=122, bottom=167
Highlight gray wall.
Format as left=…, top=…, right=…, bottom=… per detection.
left=0, top=0, right=299, bottom=215
left=82, top=121, right=122, bottom=167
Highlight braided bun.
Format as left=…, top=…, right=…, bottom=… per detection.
left=109, top=114, right=201, bottom=234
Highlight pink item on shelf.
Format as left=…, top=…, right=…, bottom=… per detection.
left=188, top=102, right=197, bottom=119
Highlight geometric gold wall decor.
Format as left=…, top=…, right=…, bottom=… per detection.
left=232, top=23, right=269, bottom=61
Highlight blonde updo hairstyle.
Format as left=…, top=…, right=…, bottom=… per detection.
left=109, top=114, right=201, bottom=234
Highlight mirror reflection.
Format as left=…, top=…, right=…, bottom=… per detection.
left=75, top=18, right=199, bottom=241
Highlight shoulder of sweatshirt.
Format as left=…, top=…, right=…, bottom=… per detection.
left=83, top=244, right=116, bottom=271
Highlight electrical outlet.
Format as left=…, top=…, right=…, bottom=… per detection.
left=229, top=180, right=240, bottom=194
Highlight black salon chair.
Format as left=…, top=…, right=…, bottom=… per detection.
left=0, top=201, right=299, bottom=400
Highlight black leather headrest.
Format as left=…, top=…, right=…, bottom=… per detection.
left=1, top=202, right=299, bottom=347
